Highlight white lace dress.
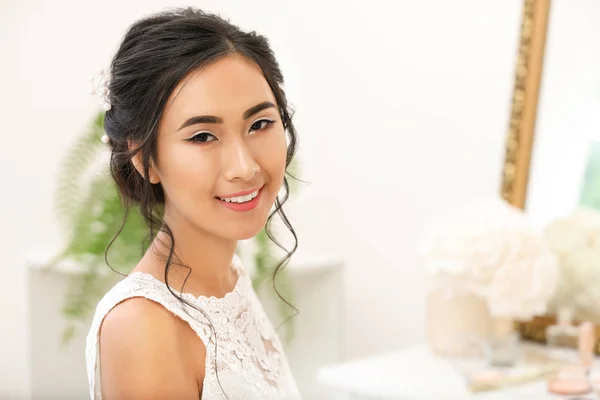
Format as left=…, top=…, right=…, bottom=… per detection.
left=85, top=255, right=300, bottom=399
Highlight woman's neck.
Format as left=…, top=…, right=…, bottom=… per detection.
left=139, top=214, right=239, bottom=297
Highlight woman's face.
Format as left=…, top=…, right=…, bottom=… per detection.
left=150, top=54, right=287, bottom=240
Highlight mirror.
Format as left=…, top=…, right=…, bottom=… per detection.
left=525, top=0, right=600, bottom=227
left=502, top=0, right=600, bottom=222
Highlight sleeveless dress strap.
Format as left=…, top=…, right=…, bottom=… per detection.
left=85, top=274, right=214, bottom=400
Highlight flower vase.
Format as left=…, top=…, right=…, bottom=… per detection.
left=426, top=290, right=492, bottom=357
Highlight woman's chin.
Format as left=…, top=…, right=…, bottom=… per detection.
left=238, top=229, right=261, bottom=240
left=235, top=225, right=265, bottom=241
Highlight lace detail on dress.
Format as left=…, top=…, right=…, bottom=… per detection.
left=85, top=255, right=300, bottom=399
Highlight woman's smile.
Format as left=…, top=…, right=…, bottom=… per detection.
left=216, top=185, right=264, bottom=212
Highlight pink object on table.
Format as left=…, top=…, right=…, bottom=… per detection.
left=579, top=322, right=596, bottom=369
left=547, top=377, right=591, bottom=396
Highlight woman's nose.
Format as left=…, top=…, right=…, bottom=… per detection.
left=223, top=140, right=260, bottom=182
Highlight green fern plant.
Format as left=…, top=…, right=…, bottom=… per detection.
left=53, top=111, right=302, bottom=344
left=52, top=112, right=149, bottom=343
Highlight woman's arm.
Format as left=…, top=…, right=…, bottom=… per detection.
left=99, top=297, right=205, bottom=400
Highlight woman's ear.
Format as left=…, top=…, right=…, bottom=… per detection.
left=128, top=140, right=161, bottom=184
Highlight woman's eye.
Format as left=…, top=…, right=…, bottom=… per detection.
left=249, top=119, right=275, bottom=134
left=189, top=132, right=217, bottom=143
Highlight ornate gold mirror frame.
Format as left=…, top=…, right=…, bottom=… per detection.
left=501, top=0, right=550, bottom=210
left=500, top=0, right=555, bottom=344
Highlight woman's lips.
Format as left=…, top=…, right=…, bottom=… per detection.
left=216, top=186, right=264, bottom=212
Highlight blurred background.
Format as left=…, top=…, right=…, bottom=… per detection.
left=3, top=0, right=600, bottom=399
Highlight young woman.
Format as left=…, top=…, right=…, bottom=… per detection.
left=85, top=7, right=300, bottom=399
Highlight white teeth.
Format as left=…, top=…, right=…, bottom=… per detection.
left=219, top=190, right=259, bottom=203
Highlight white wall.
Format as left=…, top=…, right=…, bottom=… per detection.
left=0, top=0, right=521, bottom=397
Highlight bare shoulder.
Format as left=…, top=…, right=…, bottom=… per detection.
left=99, top=297, right=205, bottom=400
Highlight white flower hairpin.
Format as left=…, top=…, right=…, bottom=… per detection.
left=90, top=68, right=112, bottom=111
left=90, top=67, right=112, bottom=144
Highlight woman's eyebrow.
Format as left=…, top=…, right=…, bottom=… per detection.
left=177, top=101, right=276, bottom=131
left=243, top=101, right=276, bottom=119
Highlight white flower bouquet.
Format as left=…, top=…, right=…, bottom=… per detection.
left=544, top=207, right=600, bottom=320
left=419, top=197, right=559, bottom=321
